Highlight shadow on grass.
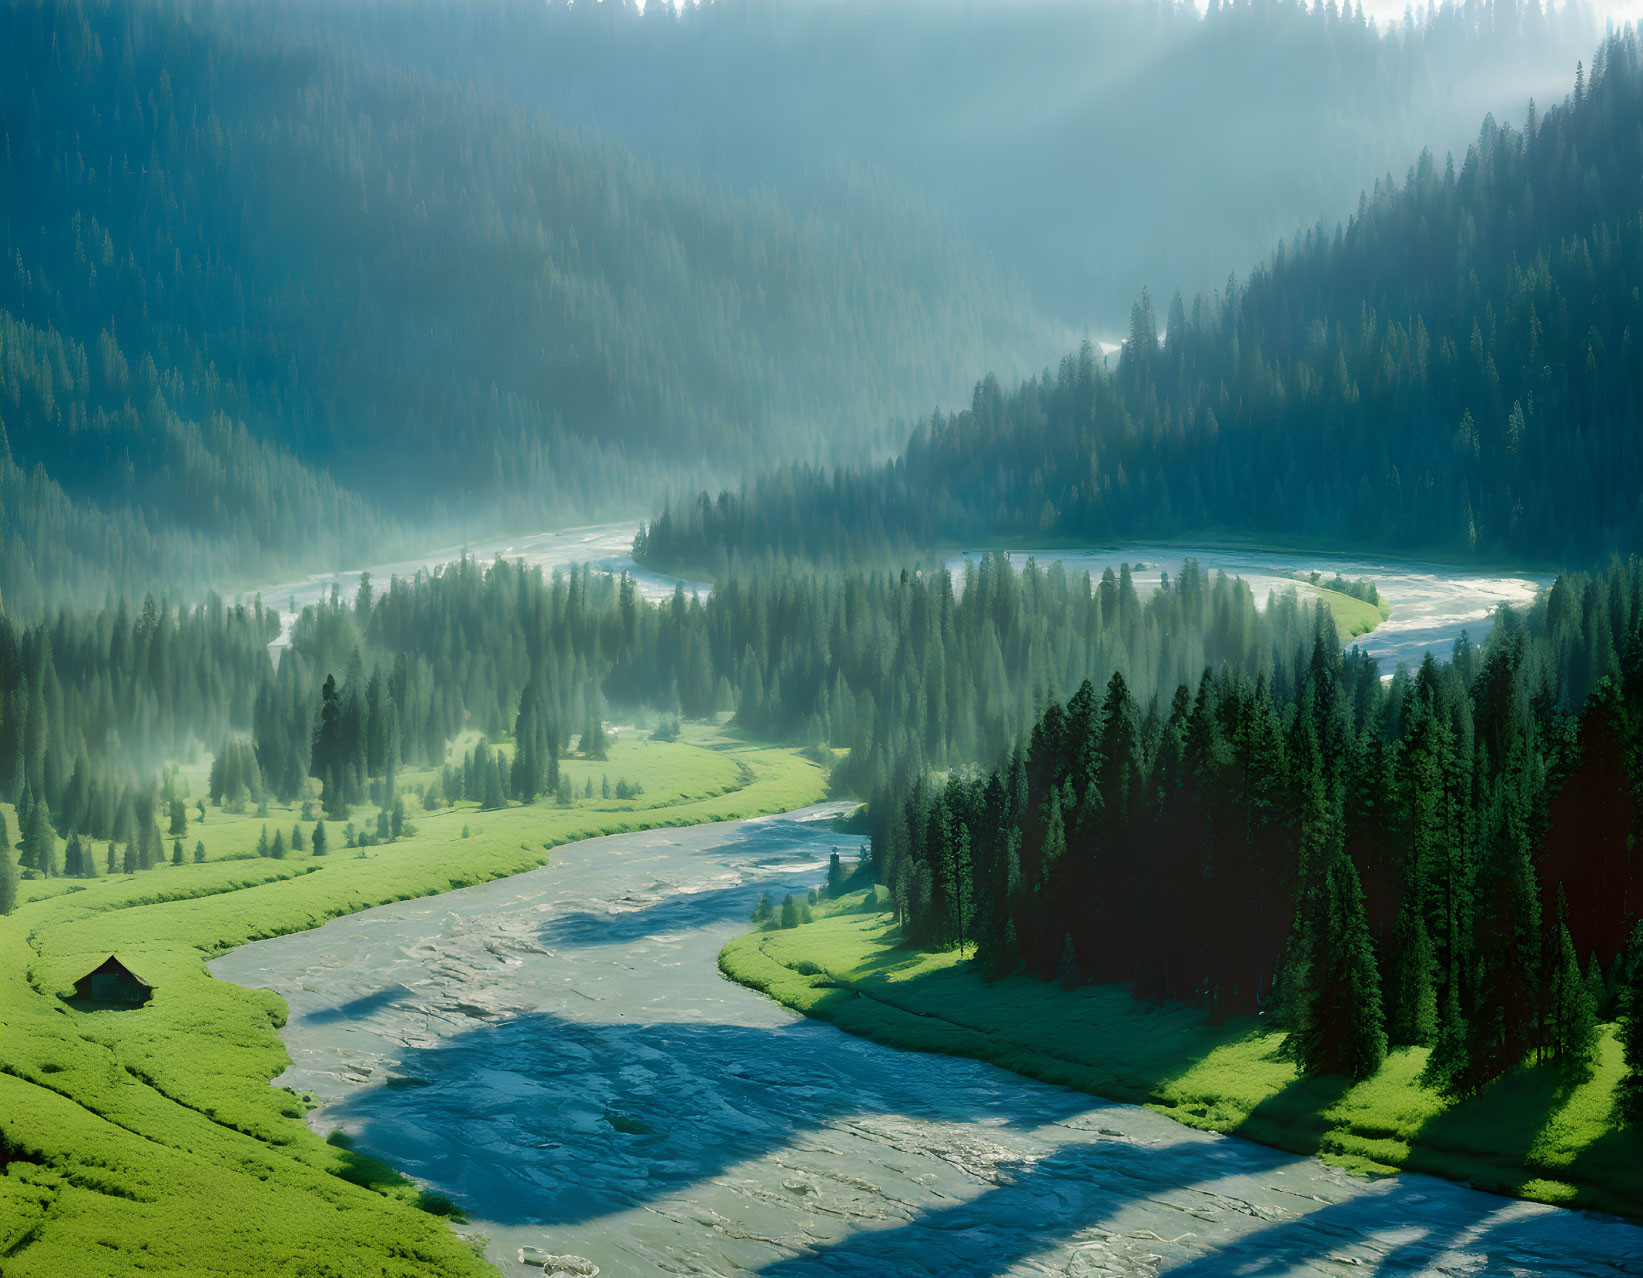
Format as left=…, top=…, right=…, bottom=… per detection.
left=1569, top=1120, right=1643, bottom=1217
left=1232, top=1069, right=1353, bottom=1157
left=1406, top=1059, right=1585, bottom=1202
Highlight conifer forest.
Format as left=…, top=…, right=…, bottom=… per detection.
left=5, top=2, right=1643, bottom=1275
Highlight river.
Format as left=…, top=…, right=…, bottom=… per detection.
left=211, top=805, right=1642, bottom=1277
left=248, top=523, right=708, bottom=658
left=944, top=543, right=1550, bottom=674
left=246, top=523, right=1549, bottom=675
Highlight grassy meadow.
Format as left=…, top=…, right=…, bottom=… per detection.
left=0, top=724, right=826, bottom=1277
left=1296, top=581, right=1392, bottom=639
left=723, top=892, right=1643, bottom=1220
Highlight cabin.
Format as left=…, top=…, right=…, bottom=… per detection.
left=71, top=956, right=154, bottom=1006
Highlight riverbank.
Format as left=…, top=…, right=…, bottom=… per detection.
left=0, top=725, right=826, bottom=1277
left=722, top=893, right=1643, bottom=1221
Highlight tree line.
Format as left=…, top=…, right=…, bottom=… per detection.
left=0, top=549, right=1378, bottom=906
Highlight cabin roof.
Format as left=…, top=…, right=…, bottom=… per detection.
left=77, top=955, right=155, bottom=989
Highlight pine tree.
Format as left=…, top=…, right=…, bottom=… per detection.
left=1290, top=846, right=1386, bottom=1081
left=1056, top=931, right=1081, bottom=990
left=122, top=842, right=138, bottom=873
left=312, top=820, right=328, bottom=856
left=22, top=799, right=56, bottom=877
left=271, top=829, right=286, bottom=860
left=1544, top=885, right=1597, bottom=1075
left=194, top=840, right=206, bottom=863
left=482, top=757, right=506, bottom=811
left=1387, top=901, right=1438, bottom=1046
left=780, top=894, right=801, bottom=929
left=1462, top=781, right=1541, bottom=1091
left=1422, top=982, right=1470, bottom=1093
left=172, top=839, right=184, bottom=865
left=1617, top=922, right=1643, bottom=1125
left=0, top=840, right=16, bottom=915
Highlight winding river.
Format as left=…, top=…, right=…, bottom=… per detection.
left=212, top=805, right=1643, bottom=1277
left=251, top=524, right=709, bottom=657
left=246, top=522, right=1550, bottom=674
left=944, top=543, right=1550, bottom=673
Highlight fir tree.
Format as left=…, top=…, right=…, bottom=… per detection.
left=1290, top=846, right=1386, bottom=1081
left=1617, top=922, right=1643, bottom=1125
left=1422, top=982, right=1470, bottom=1093
left=0, top=841, right=16, bottom=915
left=1387, top=901, right=1438, bottom=1046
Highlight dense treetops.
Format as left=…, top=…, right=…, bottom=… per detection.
left=0, top=547, right=1414, bottom=899
left=640, top=35, right=1643, bottom=572
left=0, top=0, right=1046, bottom=614
left=881, top=554, right=1643, bottom=1094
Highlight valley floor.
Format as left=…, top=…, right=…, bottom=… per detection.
left=0, top=725, right=826, bottom=1278
left=722, top=892, right=1643, bottom=1222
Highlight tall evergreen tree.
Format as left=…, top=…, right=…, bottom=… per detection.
left=1289, top=846, right=1387, bottom=1081
left=1387, top=900, right=1439, bottom=1047
left=0, top=840, right=16, bottom=915
left=1618, top=922, right=1643, bottom=1125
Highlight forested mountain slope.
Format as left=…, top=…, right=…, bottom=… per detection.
left=0, top=0, right=1045, bottom=614
left=330, top=0, right=1601, bottom=325
left=640, top=33, right=1643, bottom=572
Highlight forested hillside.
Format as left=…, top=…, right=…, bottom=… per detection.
left=641, top=33, right=1643, bottom=571
left=0, top=0, right=1045, bottom=614
left=321, top=0, right=1600, bottom=324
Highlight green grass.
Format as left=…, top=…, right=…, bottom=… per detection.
left=723, top=895, right=1643, bottom=1219
left=1294, top=581, right=1392, bottom=638
left=0, top=723, right=826, bottom=1277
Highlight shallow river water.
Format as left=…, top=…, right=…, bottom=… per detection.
left=212, top=806, right=1643, bottom=1277
left=945, top=543, right=1550, bottom=674
left=250, top=523, right=705, bottom=658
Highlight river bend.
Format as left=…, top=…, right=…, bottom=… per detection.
left=212, top=806, right=1642, bottom=1276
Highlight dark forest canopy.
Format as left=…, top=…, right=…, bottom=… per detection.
left=0, top=0, right=1048, bottom=615
left=640, top=34, right=1643, bottom=573
left=879, top=554, right=1643, bottom=1091
left=315, top=0, right=1602, bottom=325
